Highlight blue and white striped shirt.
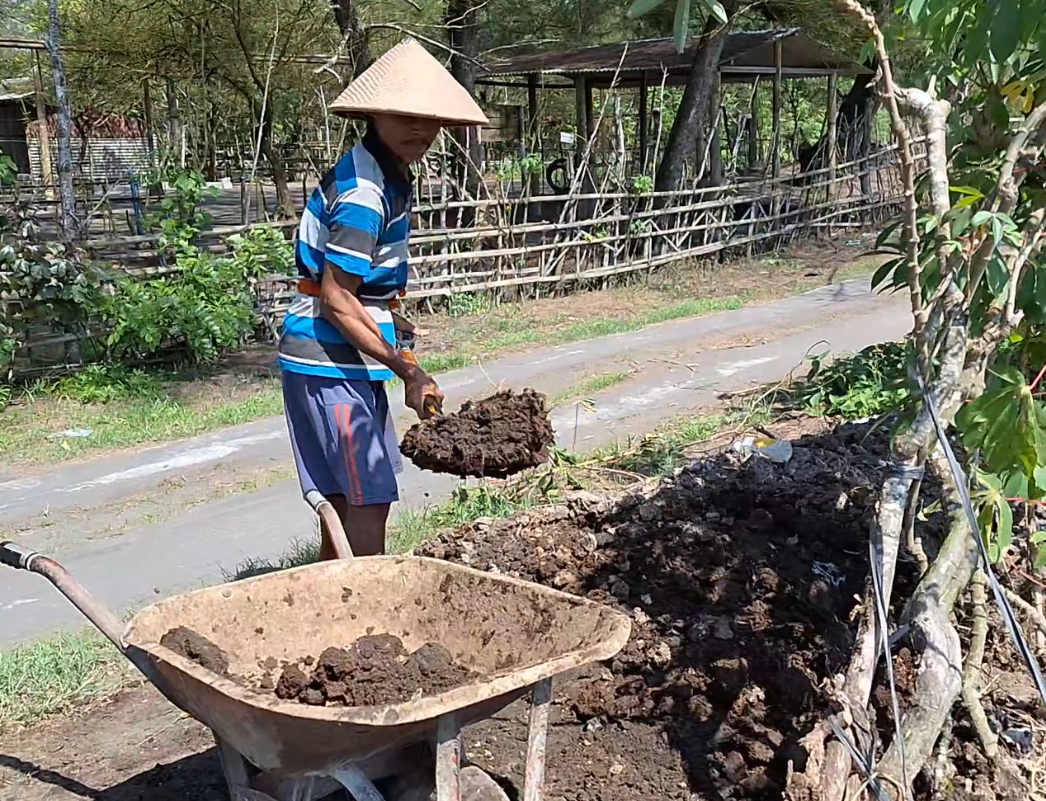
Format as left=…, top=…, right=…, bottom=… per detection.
left=277, top=130, right=412, bottom=381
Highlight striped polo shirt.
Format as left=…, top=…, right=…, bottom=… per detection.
left=277, top=129, right=412, bottom=381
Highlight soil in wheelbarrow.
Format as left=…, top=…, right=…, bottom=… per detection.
left=272, top=634, right=477, bottom=707
left=160, top=626, right=231, bottom=676
left=400, top=388, right=554, bottom=478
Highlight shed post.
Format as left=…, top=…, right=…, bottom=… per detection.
left=639, top=71, right=649, bottom=174
left=709, top=69, right=723, bottom=186
left=32, top=51, right=54, bottom=199
left=583, top=80, right=594, bottom=141
left=771, top=37, right=783, bottom=180
left=526, top=73, right=540, bottom=194
left=827, top=71, right=839, bottom=193
left=748, top=79, right=761, bottom=171
left=574, top=76, right=588, bottom=174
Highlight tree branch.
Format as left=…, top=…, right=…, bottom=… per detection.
left=875, top=447, right=979, bottom=794
left=961, top=569, right=999, bottom=759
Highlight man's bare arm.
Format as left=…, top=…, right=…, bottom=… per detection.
left=318, top=266, right=418, bottom=382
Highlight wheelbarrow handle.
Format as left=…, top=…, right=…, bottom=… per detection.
left=1, top=541, right=175, bottom=703
left=0, top=540, right=36, bottom=570
left=0, top=541, right=127, bottom=651
left=303, top=491, right=354, bottom=560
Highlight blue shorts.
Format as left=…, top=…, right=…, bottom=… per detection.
left=281, top=371, right=400, bottom=507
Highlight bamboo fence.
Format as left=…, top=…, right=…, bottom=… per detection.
left=9, top=139, right=921, bottom=376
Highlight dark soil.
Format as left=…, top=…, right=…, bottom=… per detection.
left=415, top=421, right=948, bottom=801
left=272, top=634, right=477, bottom=707
left=4, top=420, right=1042, bottom=801
left=159, top=626, right=230, bottom=676
left=400, top=389, right=555, bottom=478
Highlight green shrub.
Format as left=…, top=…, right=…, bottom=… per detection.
left=794, top=342, right=912, bottom=420
left=103, top=249, right=259, bottom=364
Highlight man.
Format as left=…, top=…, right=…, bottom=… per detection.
left=278, top=39, right=489, bottom=559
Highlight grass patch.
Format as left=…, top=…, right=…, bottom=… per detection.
left=0, top=629, right=128, bottom=729
left=389, top=484, right=529, bottom=555
left=0, top=374, right=283, bottom=465
left=464, top=296, right=744, bottom=357
left=552, top=371, right=634, bottom=404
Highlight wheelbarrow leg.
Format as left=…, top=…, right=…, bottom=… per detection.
left=333, top=766, right=386, bottom=801
left=523, top=679, right=553, bottom=801
left=215, top=735, right=278, bottom=801
left=436, top=715, right=462, bottom=801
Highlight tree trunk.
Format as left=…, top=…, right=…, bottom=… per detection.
left=331, top=0, right=372, bottom=80
left=166, top=78, right=184, bottom=169
left=653, top=6, right=736, bottom=193
left=260, top=103, right=294, bottom=218
left=445, top=0, right=483, bottom=219
left=44, top=0, right=78, bottom=243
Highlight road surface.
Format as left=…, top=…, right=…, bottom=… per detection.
left=0, top=278, right=911, bottom=647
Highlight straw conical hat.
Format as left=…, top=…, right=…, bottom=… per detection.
left=329, top=38, right=489, bottom=127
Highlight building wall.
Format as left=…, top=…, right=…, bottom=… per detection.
left=27, top=136, right=152, bottom=184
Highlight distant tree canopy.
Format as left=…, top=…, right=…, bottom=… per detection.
left=0, top=0, right=915, bottom=200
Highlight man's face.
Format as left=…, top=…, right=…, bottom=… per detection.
left=371, top=113, right=442, bottom=164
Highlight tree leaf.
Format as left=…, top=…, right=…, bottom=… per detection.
left=990, top=0, right=1023, bottom=64
left=985, top=252, right=1011, bottom=299
left=673, top=0, right=691, bottom=54
left=996, top=494, right=1015, bottom=556
left=971, top=210, right=994, bottom=227
left=952, top=184, right=985, bottom=208
left=1003, top=469, right=1029, bottom=500
left=871, top=257, right=904, bottom=292
left=1035, top=544, right=1046, bottom=572
left=627, top=0, right=671, bottom=19
left=703, top=0, right=728, bottom=24
left=907, top=0, right=928, bottom=23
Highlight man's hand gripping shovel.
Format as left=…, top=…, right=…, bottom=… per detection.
left=402, top=347, right=443, bottom=420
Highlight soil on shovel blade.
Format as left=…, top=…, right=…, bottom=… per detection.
left=272, top=634, right=477, bottom=707
left=400, top=389, right=554, bottom=478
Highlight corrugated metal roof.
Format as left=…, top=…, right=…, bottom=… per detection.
left=0, top=78, right=33, bottom=103
left=480, top=29, right=871, bottom=83
left=29, top=137, right=151, bottom=182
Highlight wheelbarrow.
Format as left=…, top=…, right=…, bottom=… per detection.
left=0, top=491, right=632, bottom=801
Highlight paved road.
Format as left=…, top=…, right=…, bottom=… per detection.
left=0, top=279, right=912, bottom=647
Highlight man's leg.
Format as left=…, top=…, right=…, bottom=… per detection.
left=318, top=494, right=390, bottom=559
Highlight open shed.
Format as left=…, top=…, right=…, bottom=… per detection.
left=478, top=28, right=872, bottom=182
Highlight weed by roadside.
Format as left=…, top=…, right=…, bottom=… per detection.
left=787, top=341, right=910, bottom=420
left=0, top=629, right=131, bottom=730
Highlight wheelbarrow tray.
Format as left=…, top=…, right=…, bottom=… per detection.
left=124, top=555, right=631, bottom=778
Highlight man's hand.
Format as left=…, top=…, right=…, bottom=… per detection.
left=404, top=368, right=443, bottom=420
